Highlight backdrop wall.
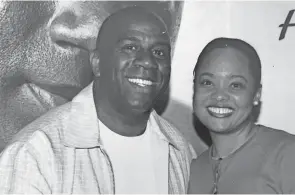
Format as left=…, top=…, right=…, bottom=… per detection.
left=162, top=1, right=295, bottom=154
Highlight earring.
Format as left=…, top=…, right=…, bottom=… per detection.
left=253, top=101, right=259, bottom=106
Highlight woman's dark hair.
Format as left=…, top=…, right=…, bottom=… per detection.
left=193, top=37, right=262, bottom=87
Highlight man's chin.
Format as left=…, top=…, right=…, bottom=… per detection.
left=130, top=104, right=153, bottom=113
left=126, top=100, right=154, bottom=115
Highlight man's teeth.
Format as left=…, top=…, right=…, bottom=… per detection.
left=208, top=107, right=233, bottom=114
left=128, top=78, right=153, bottom=86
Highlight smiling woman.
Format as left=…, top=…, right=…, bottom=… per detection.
left=189, top=37, right=295, bottom=194
left=0, top=1, right=183, bottom=151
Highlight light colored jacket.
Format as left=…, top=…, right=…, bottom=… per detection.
left=0, top=83, right=197, bottom=194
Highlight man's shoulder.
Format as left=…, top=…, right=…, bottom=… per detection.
left=8, top=102, right=73, bottom=150
left=153, top=113, right=197, bottom=159
left=0, top=108, right=69, bottom=194
left=156, top=114, right=187, bottom=144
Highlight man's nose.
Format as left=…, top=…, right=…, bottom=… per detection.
left=49, top=4, right=101, bottom=51
left=135, top=50, right=157, bottom=69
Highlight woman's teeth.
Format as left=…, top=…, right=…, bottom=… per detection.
left=208, top=107, right=233, bottom=114
left=128, top=78, right=153, bottom=87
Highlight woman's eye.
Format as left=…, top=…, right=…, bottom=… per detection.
left=231, top=82, right=244, bottom=89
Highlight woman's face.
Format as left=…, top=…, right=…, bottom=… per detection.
left=193, top=47, right=261, bottom=134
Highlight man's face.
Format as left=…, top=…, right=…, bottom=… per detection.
left=0, top=1, right=182, bottom=149
left=99, top=15, right=171, bottom=113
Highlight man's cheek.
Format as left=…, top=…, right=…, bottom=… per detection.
left=159, top=61, right=171, bottom=73
left=161, top=67, right=171, bottom=83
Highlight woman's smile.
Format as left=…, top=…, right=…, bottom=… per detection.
left=207, top=106, right=234, bottom=118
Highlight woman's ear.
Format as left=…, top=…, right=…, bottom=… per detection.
left=253, top=84, right=262, bottom=106
left=90, top=51, right=100, bottom=77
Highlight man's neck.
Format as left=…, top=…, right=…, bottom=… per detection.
left=93, top=82, right=151, bottom=137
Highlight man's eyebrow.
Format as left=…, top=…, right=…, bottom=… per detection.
left=154, top=42, right=171, bottom=50
left=117, top=34, right=141, bottom=42
left=116, top=38, right=170, bottom=48
left=116, top=33, right=171, bottom=49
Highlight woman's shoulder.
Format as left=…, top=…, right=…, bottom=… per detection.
left=257, top=126, right=295, bottom=194
left=191, top=148, right=210, bottom=167
left=255, top=124, right=295, bottom=153
left=189, top=148, right=213, bottom=193
left=257, top=125, right=295, bottom=142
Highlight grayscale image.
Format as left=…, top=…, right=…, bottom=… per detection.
left=0, top=0, right=295, bottom=194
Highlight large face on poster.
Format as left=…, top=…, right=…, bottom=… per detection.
left=0, top=1, right=183, bottom=150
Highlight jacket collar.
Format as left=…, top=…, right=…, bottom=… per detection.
left=63, top=82, right=179, bottom=150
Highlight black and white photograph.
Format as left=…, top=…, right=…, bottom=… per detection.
left=0, top=0, right=295, bottom=194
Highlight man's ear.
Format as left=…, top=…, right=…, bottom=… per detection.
left=90, top=51, right=100, bottom=77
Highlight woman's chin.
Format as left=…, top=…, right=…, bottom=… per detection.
left=206, top=124, right=234, bottom=135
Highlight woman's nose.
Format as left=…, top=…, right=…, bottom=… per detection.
left=211, top=88, right=230, bottom=102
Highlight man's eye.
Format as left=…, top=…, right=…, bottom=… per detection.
left=200, top=79, right=213, bottom=86
left=123, top=45, right=138, bottom=51
left=152, top=49, right=166, bottom=59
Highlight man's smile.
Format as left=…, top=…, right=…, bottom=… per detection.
left=127, top=78, right=155, bottom=87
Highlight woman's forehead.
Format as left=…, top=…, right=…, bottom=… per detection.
left=196, top=47, right=262, bottom=84
left=200, top=47, right=251, bottom=72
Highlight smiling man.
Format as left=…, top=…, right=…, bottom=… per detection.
left=0, top=7, right=196, bottom=194
left=0, top=1, right=183, bottom=152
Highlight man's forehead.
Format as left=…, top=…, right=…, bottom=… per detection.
left=129, top=21, right=167, bottom=34
left=109, top=14, right=169, bottom=38
left=118, top=29, right=170, bottom=43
